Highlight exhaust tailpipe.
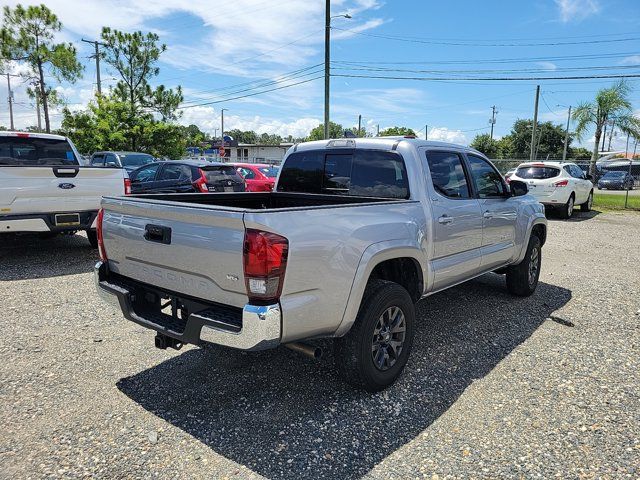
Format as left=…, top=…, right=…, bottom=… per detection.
left=285, top=342, right=322, bottom=360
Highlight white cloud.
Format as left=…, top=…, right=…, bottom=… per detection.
left=619, top=55, right=640, bottom=66
left=426, top=127, right=467, bottom=145
left=536, top=61, right=557, bottom=71
left=554, top=0, right=600, bottom=22
left=178, top=106, right=319, bottom=138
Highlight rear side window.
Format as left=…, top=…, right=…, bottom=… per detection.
left=277, top=150, right=409, bottom=199
left=425, top=151, right=470, bottom=199
left=516, top=166, right=560, bottom=179
left=0, top=136, right=78, bottom=166
left=159, top=164, right=192, bottom=181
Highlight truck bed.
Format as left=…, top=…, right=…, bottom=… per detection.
left=126, top=191, right=404, bottom=210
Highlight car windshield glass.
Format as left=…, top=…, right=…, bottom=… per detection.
left=120, top=154, right=153, bottom=167
left=603, top=171, right=625, bottom=178
left=258, top=166, right=279, bottom=177
left=0, top=136, right=78, bottom=166
left=515, top=166, right=560, bottom=179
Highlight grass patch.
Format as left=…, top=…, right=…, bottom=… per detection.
left=593, top=192, right=640, bottom=211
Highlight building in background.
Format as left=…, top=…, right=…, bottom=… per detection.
left=230, top=143, right=294, bottom=165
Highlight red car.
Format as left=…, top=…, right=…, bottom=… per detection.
left=231, top=163, right=279, bottom=192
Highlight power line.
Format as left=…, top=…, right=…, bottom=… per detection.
left=330, top=64, right=640, bottom=76
left=331, top=73, right=640, bottom=82
left=179, top=75, right=322, bottom=108
left=330, top=27, right=640, bottom=47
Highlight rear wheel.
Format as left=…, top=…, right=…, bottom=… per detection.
left=86, top=229, right=98, bottom=248
left=334, top=279, right=415, bottom=392
left=580, top=190, right=593, bottom=212
left=506, top=234, right=541, bottom=297
left=559, top=193, right=575, bottom=219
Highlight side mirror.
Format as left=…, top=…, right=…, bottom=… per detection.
left=585, top=174, right=593, bottom=181
left=509, top=180, right=528, bottom=197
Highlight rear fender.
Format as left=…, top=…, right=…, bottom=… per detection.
left=333, top=240, right=428, bottom=337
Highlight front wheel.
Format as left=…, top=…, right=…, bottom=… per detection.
left=506, top=234, right=541, bottom=297
left=580, top=190, right=593, bottom=212
left=334, top=280, right=415, bottom=392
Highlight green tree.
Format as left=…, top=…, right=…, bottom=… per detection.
left=502, top=119, right=569, bottom=159
left=1, top=4, right=83, bottom=133
left=100, top=28, right=183, bottom=147
left=227, top=129, right=258, bottom=144
left=308, top=121, right=344, bottom=141
left=573, top=80, right=640, bottom=178
left=470, top=133, right=499, bottom=158
left=569, top=147, right=592, bottom=160
left=378, top=126, right=416, bottom=137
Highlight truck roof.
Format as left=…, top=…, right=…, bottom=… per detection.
left=0, top=131, right=67, bottom=141
left=291, top=137, right=481, bottom=155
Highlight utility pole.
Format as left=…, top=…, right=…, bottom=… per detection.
left=357, top=114, right=361, bottom=137
left=530, top=85, right=540, bottom=161
left=376, top=124, right=379, bottom=136
left=82, top=39, right=106, bottom=96
left=6, top=74, right=15, bottom=130
left=489, top=105, right=497, bottom=140
left=425, top=124, right=428, bottom=141
left=220, top=108, right=227, bottom=158
left=562, top=105, right=571, bottom=162
left=323, top=0, right=330, bottom=140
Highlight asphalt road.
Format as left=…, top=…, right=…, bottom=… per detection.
left=1, top=211, right=639, bottom=479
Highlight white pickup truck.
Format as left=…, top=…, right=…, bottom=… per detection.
left=0, top=131, right=129, bottom=247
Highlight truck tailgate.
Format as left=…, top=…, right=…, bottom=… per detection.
left=101, top=197, right=248, bottom=308
left=0, top=166, right=124, bottom=215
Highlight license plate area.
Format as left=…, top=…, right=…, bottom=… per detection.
left=55, top=213, right=80, bottom=226
left=224, top=187, right=233, bottom=192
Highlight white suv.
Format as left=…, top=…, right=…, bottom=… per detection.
left=509, top=161, right=593, bottom=219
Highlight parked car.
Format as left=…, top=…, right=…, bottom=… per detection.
left=508, top=161, right=593, bottom=219
left=231, top=163, right=279, bottom=192
left=597, top=170, right=634, bottom=190
left=95, top=138, right=546, bottom=392
left=0, top=131, right=129, bottom=247
left=128, top=160, right=246, bottom=194
left=90, top=151, right=155, bottom=173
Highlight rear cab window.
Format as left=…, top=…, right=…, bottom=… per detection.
left=277, top=149, right=409, bottom=199
left=0, top=136, right=79, bottom=166
left=515, top=165, right=560, bottom=179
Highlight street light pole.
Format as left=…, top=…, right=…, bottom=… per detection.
left=324, top=0, right=330, bottom=140
left=562, top=105, right=571, bottom=162
left=220, top=108, right=228, bottom=158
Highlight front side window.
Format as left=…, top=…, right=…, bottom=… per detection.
left=467, top=154, right=506, bottom=197
left=425, top=151, right=470, bottom=199
left=237, top=167, right=256, bottom=179
left=91, top=154, right=104, bottom=166
left=258, top=166, right=279, bottom=178
left=120, top=153, right=154, bottom=168
left=132, top=164, right=159, bottom=182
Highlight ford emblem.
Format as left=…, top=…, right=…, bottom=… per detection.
left=58, top=182, right=76, bottom=189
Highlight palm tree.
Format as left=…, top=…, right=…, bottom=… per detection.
left=573, top=80, right=640, bottom=178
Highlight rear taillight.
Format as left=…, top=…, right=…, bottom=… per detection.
left=96, top=208, right=107, bottom=262
left=554, top=179, right=568, bottom=187
left=505, top=177, right=511, bottom=184
left=124, top=178, right=132, bottom=195
left=243, top=229, right=288, bottom=304
left=194, top=169, right=209, bottom=193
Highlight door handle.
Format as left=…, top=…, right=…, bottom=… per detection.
left=438, top=215, right=453, bottom=225
left=483, top=210, right=493, bottom=219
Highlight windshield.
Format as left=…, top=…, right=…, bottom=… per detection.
left=120, top=153, right=154, bottom=167
left=258, top=166, right=279, bottom=178
left=0, top=136, right=79, bottom=166
left=603, top=171, right=625, bottom=178
left=515, top=166, right=560, bottom=179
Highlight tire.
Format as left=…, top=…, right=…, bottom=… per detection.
left=506, top=234, right=541, bottom=297
left=559, top=193, right=575, bottom=219
left=580, top=190, right=593, bottom=212
left=86, top=229, right=99, bottom=249
left=334, top=279, right=415, bottom=392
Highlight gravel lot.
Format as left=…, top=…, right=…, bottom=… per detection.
left=1, top=211, right=639, bottom=479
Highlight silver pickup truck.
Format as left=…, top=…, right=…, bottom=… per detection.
left=95, top=138, right=546, bottom=391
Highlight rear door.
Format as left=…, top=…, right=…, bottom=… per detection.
left=422, top=149, right=483, bottom=291
left=154, top=163, right=195, bottom=193
left=465, top=153, right=517, bottom=269
left=130, top=164, right=160, bottom=193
